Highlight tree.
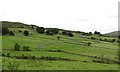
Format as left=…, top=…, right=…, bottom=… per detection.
left=94, top=31, right=97, bottom=34
left=14, top=43, right=20, bottom=51
left=62, top=31, right=67, bottom=35
left=9, top=31, right=15, bottom=36
left=23, top=30, right=29, bottom=36
left=2, top=27, right=9, bottom=35
left=46, top=30, right=51, bottom=35
left=51, top=28, right=59, bottom=34
left=94, top=31, right=101, bottom=35
left=36, top=27, right=45, bottom=34
left=88, top=32, right=92, bottom=35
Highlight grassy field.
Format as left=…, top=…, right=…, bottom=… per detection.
left=1, top=27, right=119, bottom=70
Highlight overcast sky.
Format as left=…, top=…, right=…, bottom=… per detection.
left=0, top=0, right=120, bottom=34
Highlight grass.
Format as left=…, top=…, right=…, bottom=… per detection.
left=1, top=28, right=119, bottom=70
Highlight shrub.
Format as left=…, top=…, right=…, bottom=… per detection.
left=87, top=42, right=91, bottom=46
left=62, top=31, right=67, bottom=35
left=9, top=31, right=15, bottom=36
left=66, top=32, right=74, bottom=37
left=2, top=53, right=5, bottom=56
left=18, top=30, right=22, bottom=32
left=57, top=36, right=60, bottom=40
left=91, top=37, right=95, bottom=40
left=46, top=30, right=51, bottom=35
left=112, top=39, right=115, bottom=42
left=23, top=45, right=31, bottom=51
left=14, top=43, right=20, bottom=51
left=23, top=30, right=29, bottom=36
left=99, top=38, right=103, bottom=41
left=6, top=53, right=10, bottom=57
left=104, top=39, right=107, bottom=42
left=36, top=27, right=45, bottom=34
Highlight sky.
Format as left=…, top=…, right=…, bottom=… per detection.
left=0, top=0, right=120, bottom=34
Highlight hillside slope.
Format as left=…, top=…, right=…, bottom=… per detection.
left=104, top=31, right=120, bottom=38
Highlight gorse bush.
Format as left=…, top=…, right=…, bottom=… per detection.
left=14, top=43, right=20, bottom=51
left=23, top=45, right=31, bottom=51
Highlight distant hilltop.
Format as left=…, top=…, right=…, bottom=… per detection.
left=104, top=31, right=120, bottom=38
left=1, top=21, right=119, bottom=38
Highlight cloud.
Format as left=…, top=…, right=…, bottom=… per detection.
left=106, top=15, right=118, bottom=19
left=73, top=18, right=88, bottom=22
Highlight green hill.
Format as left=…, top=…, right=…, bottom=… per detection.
left=104, top=31, right=120, bottom=38
left=1, top=21, right=119, bottom=70
left=1, top=21, right=31, bottom=29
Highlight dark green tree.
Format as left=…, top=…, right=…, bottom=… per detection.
left=36, top=27, right=45, bottom=34
left=23, top=30, right=29, bottom=36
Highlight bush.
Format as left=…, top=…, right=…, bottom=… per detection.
left=6, top=53, right=10, bottom=57
left=23, top=30, right=29, bottom=36
left=46, top=30, right=51, bottom=35
left=57, top=36, right=60, bottom=40
left=91, top=37, right=96, bottom=40
left=66, top=32, right=74, bottom=37
left=104, top=39, right=107, bottom=41
left=14, top=43, right=20, bottom=51
left=18, top=30, right=22, bottom=32
left=62, top=31, right=67, bottom=35
left=87, top=42, right=91, bottom=46
left=112, top=39, right=115, bottom=42
left=50, top=28, right=59, bottom=34
left=36, top=27, right=45, bottom=34
left=23, top=45, right=31, bottom=51
left=9, top=31, right=15, bottom=36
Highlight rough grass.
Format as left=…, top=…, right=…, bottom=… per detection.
left=1, top=28, right=119, bottom=70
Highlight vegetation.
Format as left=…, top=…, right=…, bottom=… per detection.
left=23, top=30, right=29, bottom=36
left=1, top=21, right=119, bottom=70
left=36, top=27, right=45, bottom=34
left=2, top=27, right=9, bottom=35
left=14, top=43, right=20, bottom=51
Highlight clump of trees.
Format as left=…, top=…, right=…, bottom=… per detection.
left=94, top=31, right=103, bottom=36
left=62, top=31, right=74, bottom=37
left=45, top=30, right=53, bottom=36
left=45, top=28, right=59, bottom=35
left=82, top=32, right=92, bottom=36
left=2, top=27, right=15, bottom=36
left=36, top=27, right=45, bottom=34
